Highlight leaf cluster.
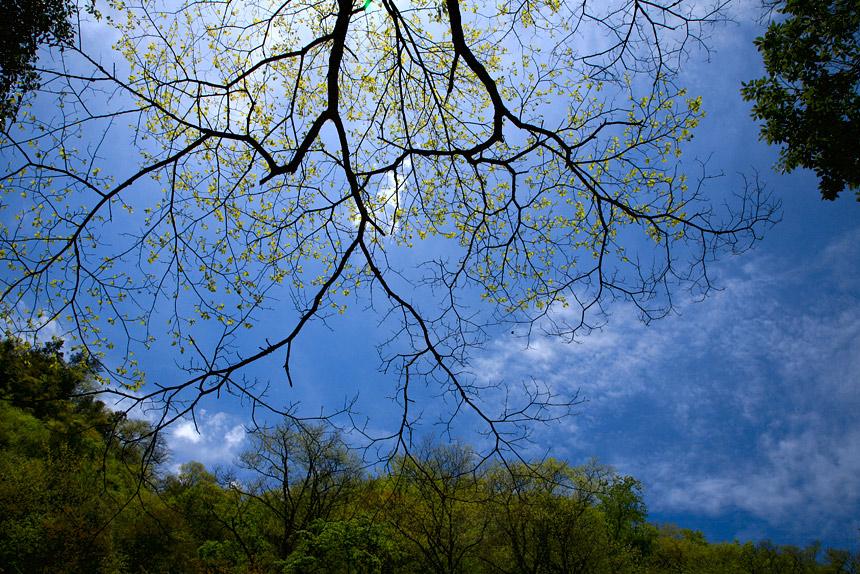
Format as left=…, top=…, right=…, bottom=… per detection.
left=0, top=0, right=80, bottom=127
left=0, top=338, right=164, bottom=574
left=742, top=0, right=860, bottom=201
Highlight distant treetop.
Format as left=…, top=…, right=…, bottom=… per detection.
left=742, top=0, right=860, bottom=202
left=0, top=0, right=80, bottom=127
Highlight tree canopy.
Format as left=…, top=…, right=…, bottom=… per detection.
left=0, top=0, right=83, bottom=127
left=742, top=0, right=860, bottom=201
left=1, top=0, right=777, bottom=455
left=1, top=341, right=857, bottom=573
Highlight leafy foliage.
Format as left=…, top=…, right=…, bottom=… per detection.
left=0, top=0, right=79, bottom=126
left=742, top=0, right=860, bottom=201
left=0, top=339, right=858, bottom=573
left=0, top=339, right=155, bottom=574
left=283, top=518, right=396, bottom=574
left=236, top=420, right=362, bottom=560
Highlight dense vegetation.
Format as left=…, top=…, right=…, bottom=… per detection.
left=1, top=338, right=857, bottom=574
left=742, top=0, right=859, bottom=201
left=0, top=0, right=79, bottom=126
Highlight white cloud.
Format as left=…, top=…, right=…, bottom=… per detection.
left=650, top=425, right=860, bottom=545
left=477, top=228, right=860, bottom=547
left=165, top=410, right=247, bottom=472
left=225, top=424, right=246, bottom=448
left=173, top=420, right=204, bottom=444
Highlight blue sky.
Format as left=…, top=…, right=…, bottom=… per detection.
left=156, top=5, right=860, bottom=550
left=4, top=0, right=858, bottom=552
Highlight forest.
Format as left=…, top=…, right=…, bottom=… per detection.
left=1, top=338, right=858, bottom=574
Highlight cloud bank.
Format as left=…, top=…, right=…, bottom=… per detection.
left=477, top=229, right=860, bottom=548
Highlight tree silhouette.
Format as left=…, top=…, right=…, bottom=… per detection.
left=742, top=0, right=860, bottom=201
left=0, top=0, right=81, bottom=126
left=1, top=0, right=777, bottom=459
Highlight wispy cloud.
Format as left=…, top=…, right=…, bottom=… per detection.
left=477, top=228, right=860, bottom=547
